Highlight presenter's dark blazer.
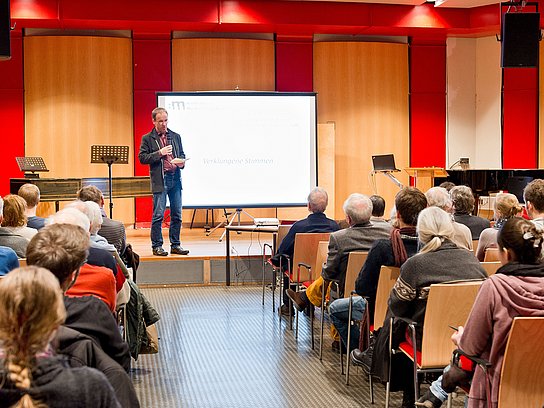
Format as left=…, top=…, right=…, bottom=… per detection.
left=138, top=128, right=185, bottom=194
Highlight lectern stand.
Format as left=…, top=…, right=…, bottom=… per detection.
left=91, top=145, right=129, bottom=218
left=404, top=167, right=448, bottom=192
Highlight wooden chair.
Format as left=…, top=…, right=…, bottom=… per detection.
left=497, top=317, right=544, bottom=407
left=262, top=224, right=292, bottom=309
left=280, top=233, right=331, bottom=343
left=315, top=251, right=368, bottom=364
left=480, top=261, right=501, bottom=276
left=18, top=258, right=27, bottom=267
left=471, top=240, right=479, bottom=253
left=349, top=266, right=400, bottom=390
left=392, top=281, right=483, bottom=405
left=484, top=247, right=500, bottom=262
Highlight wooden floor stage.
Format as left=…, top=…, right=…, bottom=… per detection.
left=128, top=225, right=275, bottom=286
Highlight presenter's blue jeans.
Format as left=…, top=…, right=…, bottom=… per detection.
left=329, top=296, right=366, bottom=352
left=151, top=170, right=182, bottom=249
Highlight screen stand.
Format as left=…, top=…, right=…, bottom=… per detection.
left=206, top=208, right=255, bottom=242
left=90, top=145, right=129, bottom=218
left=374, top=170, right=404, bottom=189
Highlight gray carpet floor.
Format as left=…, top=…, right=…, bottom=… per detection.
left=131, top=286, right=466, bottom=408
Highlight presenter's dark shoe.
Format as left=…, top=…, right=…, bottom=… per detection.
left=152, top=247, right=168, bottom=256
left=286, top=289, right=308, bottom=312
left=171, top=246, right=190, bottom=255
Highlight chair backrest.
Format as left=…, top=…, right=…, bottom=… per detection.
left=291, top=233, right=331, bottom=282
left=275, top=225, right=292, bottom=253
left=480, top=261, right=501, bottom=276
left=484, top=248, right=500, bottom=262
left=343, top=252, right=368, bottom=298
left=18, top=258, right=27, bottom=267
left=498, top=317, right=544, bottom=408
left=313, top=241, right=330, bottom=280
left=420, top=281, right=483, bottom=368
left=373, top=266, right=400, bottom=330
left=472, top=240, right=479, bottom=253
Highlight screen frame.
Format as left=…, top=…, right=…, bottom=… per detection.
left=156, top=91, right=318, bottom=209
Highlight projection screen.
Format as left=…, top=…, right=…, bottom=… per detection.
left=157, top=92, right=317, bottom=209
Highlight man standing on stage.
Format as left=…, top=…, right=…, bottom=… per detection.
left=139, top=107, right=189, bottom=256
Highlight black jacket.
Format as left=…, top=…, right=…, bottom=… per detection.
left=138, top=128, right=185, bottom=193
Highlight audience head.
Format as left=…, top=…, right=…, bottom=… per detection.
left=394, top=187, right=427, bottom=227
left=425, top=187, right=453, bottom=213
left=0, top=266, right=66, bottom=406
left=307, top=187, right=328, bottom=214
left=439, top=181, right=455, bottom=192
left=497, top=217, right=543, bottom=264
left=494, top=193, right=522, bottom=221
left=1, top=194, right=28, bottom=228
left=369, top=195, right=386, bottom=218
left=523, top=179, right=544, bottom=218
left=84, top=201, right=103, bottom=235
left=77, top=185, right=104, bottom=207
left=26, top=224, right=89, bottom=290
left=343, top=194, right=372, bottom=226
left=450, top=185, right=475, bottom=215
left=17, top=183, right=41, bottom=209
left=0, top=246, right=19, bottom=277
left=417, top=206, right=456, bottom=254
left=48, top=207, right=90, bottom=232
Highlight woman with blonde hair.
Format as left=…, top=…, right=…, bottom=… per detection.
left=0, top=266, right=120, bottom=407
left=369, top=207, right=487, bottom=407
left=475, top=193, right=522, bottom=261
left=1, top=194, right=37, bottom=240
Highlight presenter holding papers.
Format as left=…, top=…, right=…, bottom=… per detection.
left=138, top=107, right=189, bottom=256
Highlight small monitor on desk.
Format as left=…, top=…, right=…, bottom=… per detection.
left=372, top=154, right=399, bottom=172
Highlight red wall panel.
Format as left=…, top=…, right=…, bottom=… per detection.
left=0, top=33, right=24, bottom=195
left=133, top=38, right=172, bottom=224
left=275, top=37, right=313, bottom=92
left=502, top=68, right=538, bottom=169
left=409, top=41, right=446, bottom=169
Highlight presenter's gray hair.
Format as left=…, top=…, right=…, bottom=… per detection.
left=152, top=107, right=168, bottom=120
left=425, top=187, right=452, bottom=212
left=308, top=187, right=328, bottom=213
left=343, top=193, right=372, bottom=225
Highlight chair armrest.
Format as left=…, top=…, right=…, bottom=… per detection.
left=455, top=349, right=492, bottom=368
left=298, top=262, right=311, bottom=269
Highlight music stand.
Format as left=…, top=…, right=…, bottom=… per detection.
left=15, top=157, right=49, bottom=178
left=91, top=145, right=129, bottom=218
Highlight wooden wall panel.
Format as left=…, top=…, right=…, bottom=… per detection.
left=172, top=38, right=277, bottom=223
left=314, top=42, right=409, bottom=219
left=24, top=36, right=134, bottom=223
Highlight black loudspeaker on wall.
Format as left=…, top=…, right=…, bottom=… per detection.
left=0, top=0, right=10, bottom=61
left=501, top=12, right=540, bottom=68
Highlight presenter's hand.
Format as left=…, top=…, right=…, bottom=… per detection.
left=159, top=145, right=172, bottom=156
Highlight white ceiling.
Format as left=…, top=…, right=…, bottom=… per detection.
left=295, top=0, right=500, bottom=8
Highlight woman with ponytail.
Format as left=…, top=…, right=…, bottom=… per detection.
left=475, top=193, right=522, bottom=261
left=0, top=266, right=120, bottom=407
left=370, top=207, right=487, bottom=407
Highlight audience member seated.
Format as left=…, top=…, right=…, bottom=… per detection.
left=523, top=178, right=544, bottom=231
left=286, top=193, right=390, bottom=334
left=439, top=181, right=455, bottom=192
left=77, top=185, right=127, bottom=256
left=0, top=196, right=31, bottom=258
left=356, top=207, right=487, bottom=407
left=0, top=266, right=120, bottom=407
left=475, top=193, right=521, bottom=261
left=426, top=186, right=473, bottom=251
left=450, top=186, right=490, bottom=240
left=26, top=222, right=131, bottom=371
left=418, top=217, right=544, bottom=408
left=17, top=183, right=46, bottom=230
left=270, top=187, right=340, bottom=315
left=369, top=195, right=389, bottom=225
left=0, top=246, right=19, bottom=277
left=331, top=187, right=426, bottom=352
left=1, top=194, right=38, bottom=241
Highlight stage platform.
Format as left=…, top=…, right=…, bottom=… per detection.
left=128, top=225, right=275, bottom=286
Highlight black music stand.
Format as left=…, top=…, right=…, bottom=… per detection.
left=15, top=157, right=49, bottom=178
left=91, top=145, right=129, bottom=218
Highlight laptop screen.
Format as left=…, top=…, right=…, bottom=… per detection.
left=372, top=154, right=397, bottom=172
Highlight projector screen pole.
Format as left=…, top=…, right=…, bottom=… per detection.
left=218, top=208, right=255, bottom=242
left=374, top=171, right=403, bottom=189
